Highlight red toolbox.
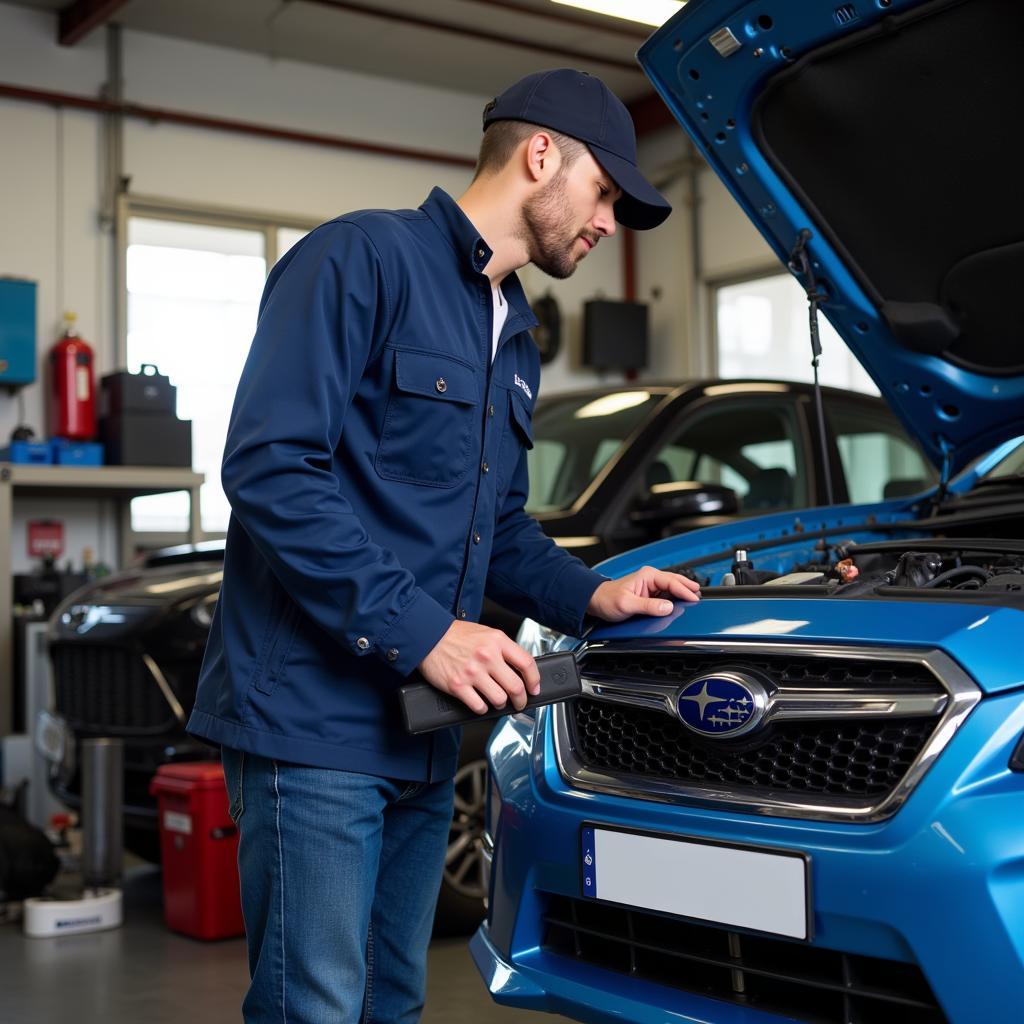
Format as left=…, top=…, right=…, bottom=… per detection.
left=149, top=762, right=245, bottom=940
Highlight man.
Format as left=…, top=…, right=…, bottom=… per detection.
left=187, top=68, right=700, bottom=1023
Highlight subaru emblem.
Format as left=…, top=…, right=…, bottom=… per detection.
left=676, top=672, right=768, bottom=738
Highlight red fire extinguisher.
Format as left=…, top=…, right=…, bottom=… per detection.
left=49, top=312, right=96, bottom=440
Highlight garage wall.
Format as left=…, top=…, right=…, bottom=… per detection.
left=0, top=3, right=636, bottom=571
left=634, top=126, right=696, bottom=382
left=630, top=126, right=779, bottom=385
left=699, top=168, right=776, bottom=280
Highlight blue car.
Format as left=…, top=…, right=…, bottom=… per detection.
left=472, top=1, right=1024, bottom=1022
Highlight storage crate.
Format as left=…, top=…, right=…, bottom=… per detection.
left=0, top=441, right=52, bottom=464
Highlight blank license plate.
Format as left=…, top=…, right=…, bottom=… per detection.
left=581, top=824, right=810, bottom=940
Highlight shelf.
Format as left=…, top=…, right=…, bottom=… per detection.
left=1, top=463, right=203, bottom=498
left=0, top=461, right=205, bottom=735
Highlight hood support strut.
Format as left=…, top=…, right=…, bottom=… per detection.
left=929, top=434, right=955, bottom=513
left=788, top=229, right=835, bottom=507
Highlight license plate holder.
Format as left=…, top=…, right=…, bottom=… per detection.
left=581, top=822, right=811, bottom=941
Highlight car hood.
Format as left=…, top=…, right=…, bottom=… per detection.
left=638, top=0, right=1024, bottom=476
left=64, top=561, right=224, bottom=607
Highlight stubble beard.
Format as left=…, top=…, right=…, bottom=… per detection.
left=519, top=174, right=588, bottom=280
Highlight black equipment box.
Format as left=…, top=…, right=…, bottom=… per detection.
left=99, top=364, right=177, bottom=417
left=99, top=412, right=192, bottom=467
left=582, top=299, right=648, bottom=371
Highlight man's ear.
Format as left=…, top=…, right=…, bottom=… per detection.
left=524, top=131, right=559, bottom=183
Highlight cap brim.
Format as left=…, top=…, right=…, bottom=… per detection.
left=589, top=145, right=671, bottom=231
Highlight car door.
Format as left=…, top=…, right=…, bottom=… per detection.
left=603, top=393, right=812, bottom=554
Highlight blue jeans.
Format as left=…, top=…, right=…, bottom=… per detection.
left=222, top=749, right=455, bottom=1024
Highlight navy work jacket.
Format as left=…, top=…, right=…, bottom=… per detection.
left=187, top=188, right=606, bottom=781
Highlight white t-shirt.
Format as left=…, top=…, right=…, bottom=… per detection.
left=491, top=284, right=508, bottom=363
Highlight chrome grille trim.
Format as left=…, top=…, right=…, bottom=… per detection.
left=556, top=641, right=980, bottom=823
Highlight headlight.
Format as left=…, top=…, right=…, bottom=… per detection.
left=515, top=617, right=572, bottom=657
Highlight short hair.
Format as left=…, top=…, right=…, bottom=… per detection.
left=474, top=119, right=589, bottom=179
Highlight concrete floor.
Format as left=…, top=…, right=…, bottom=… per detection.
left=0, top=865, right=573, bottom=1023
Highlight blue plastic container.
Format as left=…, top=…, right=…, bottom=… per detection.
left=49, top=438, right=104, bottom=466
left=0, top=440, right=52, bottom=464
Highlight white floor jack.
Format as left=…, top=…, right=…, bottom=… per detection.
left=24, top=738, right=124, bottom=937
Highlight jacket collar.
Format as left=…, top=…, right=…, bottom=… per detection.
left=421, top=187, right=539, bottom=335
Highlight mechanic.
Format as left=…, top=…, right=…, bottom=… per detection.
left=187, top=68, right=701, bottom=1024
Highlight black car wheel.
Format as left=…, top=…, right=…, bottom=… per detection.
left=433, top=753, right=489, bottom=936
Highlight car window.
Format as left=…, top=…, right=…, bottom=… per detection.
left=828, top=403, right=937, bottom=502
left=525, top=391, right=664, bottom=513
left=649, top=401, right=808, bottom=512
left=589, top=438, right=622, bottom=479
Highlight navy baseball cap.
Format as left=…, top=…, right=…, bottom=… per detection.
left=483, top=68, right=671, bottom=231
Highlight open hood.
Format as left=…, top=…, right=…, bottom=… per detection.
left=639, top=0, right=1024, bottom=476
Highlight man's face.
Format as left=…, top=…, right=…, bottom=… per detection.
left=520, top=149, right=621, bottom=279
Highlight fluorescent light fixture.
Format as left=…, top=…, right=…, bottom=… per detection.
left=550, top=0, right=685, bottom=28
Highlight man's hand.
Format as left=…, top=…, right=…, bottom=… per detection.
left=418, top=620, right=541, bottom=715
left=587, top=565, right=701, bottom=622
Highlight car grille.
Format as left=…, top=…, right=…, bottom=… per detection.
left=543, top=894, right=947, bottom=1024
left=51, top=643, right=179, bottom=734
left=571, top=699, right=933, bottom=797
left=558, top=646, right=976, bottom=821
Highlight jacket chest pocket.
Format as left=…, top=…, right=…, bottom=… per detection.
left=497, top=388, right=534, bottom=496
left=375, top=348, right=480, bottom=488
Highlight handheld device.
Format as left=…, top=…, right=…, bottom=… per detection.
left=399, top=651, right=580, bottom=734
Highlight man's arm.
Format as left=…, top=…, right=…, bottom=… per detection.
left=220, top=221, right=453, bottom=676
left=484, top=441, right=607, bottom=639
left=421, top=428, right=700, bottom=716
left=484, top=451, right=702, bottom=631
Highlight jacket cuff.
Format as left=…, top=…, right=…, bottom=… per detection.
left=373, top=588, right=455, bottom=677
left=547, top=561, right=608, bottom=637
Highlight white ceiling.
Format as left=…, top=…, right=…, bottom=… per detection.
left=3, top=0, right=655, bottom=101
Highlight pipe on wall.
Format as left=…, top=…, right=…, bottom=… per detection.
left=0, top=82, right=479, bottom=169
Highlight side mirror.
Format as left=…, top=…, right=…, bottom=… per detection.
left=630, top=480, right=740, bottom=526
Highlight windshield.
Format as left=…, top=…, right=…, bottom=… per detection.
left=980, top=437, right=1024, bottom=481
left=525, top=390, right=665, bottom=513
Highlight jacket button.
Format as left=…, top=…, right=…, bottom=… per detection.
left=476, top=248, right=485, bottom=259
left=356, top=636, right=370, bottom=650
left=488, top=403, right=495, bottom=417
left=458, top=608, right=467, bottom=619
left=435, top=378, right=447, bottom=393
left=473, top=531, right=481, bottom=544
left=386, top=648, right=399, bottom=662
left=481, top=460, right=489, bottom=474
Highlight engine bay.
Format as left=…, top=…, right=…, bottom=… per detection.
left=677, top=539, right=1024, bottom=600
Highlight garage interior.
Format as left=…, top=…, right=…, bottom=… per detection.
left=0, top=1, right=914, bottom=1022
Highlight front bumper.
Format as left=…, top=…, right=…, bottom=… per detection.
left=472, top=924, right=811, bottom=1024
left=476, top=691, right=1024, bottom=1024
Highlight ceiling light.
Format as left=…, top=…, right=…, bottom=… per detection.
left=550, top=0, right=685, bottom=28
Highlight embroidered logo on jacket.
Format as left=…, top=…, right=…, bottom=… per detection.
left=514, top=374, right=533, bottom=400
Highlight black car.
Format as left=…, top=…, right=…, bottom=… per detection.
left=42, top=378, right=931, bottom=932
